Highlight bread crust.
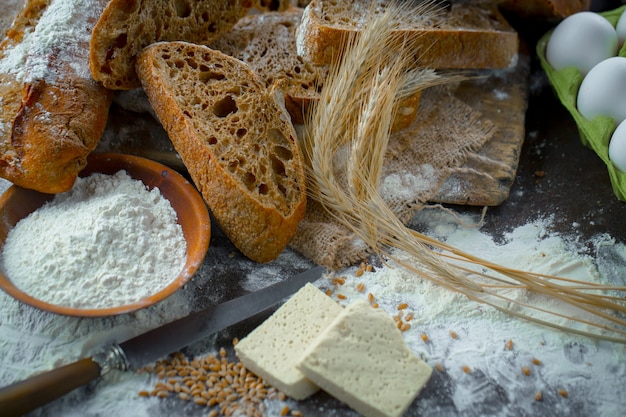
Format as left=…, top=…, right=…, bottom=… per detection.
left=296, top=0, right=519, bottom=69
left=136, top=41, right=306, bottom=263
left=211, top=8, right=421, bottom=130
left=0, top=0, right=112, bottom=193
left=90, top=0, right=253, bottom=90
left=497, top=0, right=591, bottom=19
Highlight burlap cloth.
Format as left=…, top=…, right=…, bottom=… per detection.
left=289, top=84, right=496, bottom=270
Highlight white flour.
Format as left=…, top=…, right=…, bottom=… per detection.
left=0, top=0, right=103, bottom=82
left=322, top=210, right=626, bottom=417
left=0, top=169, right=624, bottom=416
left=1, top=170, right=187, bottom=309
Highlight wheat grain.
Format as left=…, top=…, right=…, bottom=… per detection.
left=301, top=0, right=626, bottom=344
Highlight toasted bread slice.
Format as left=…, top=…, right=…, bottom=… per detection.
left=136, top=41, right=307, bottom=263
left=89, top=0, right=253, bottom=90
left=0, top=0, right=112, bottom=193
left=210, top=7, right=421, bottom=130
left=296, top=0, right=519, bottom=69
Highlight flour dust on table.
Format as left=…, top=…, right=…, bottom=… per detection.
left=317, top=209, right=626, bottom=417
left=0, top=175, right=624, bottom=416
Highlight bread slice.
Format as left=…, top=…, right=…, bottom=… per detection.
left=296, top=0, right=519, bottom=69
left=210, top=7, right=421, bottom=130
left=0, top=0, right=113, bottom=193
left=136, top=41, right=306, bottom=263
left=89, top=0, right=253, bottom=90
left=209, top=8, right=327, bottom=125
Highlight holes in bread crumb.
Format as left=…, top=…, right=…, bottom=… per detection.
left=278, top=183, right=287, bottom=197
left=273, top=145, right=293, bottom=161
left=173, top=0, right=191, bottom=18
left=244, top=172, right=257, bottom=191
left=185, top=58, right=198, bottom=69
left=102, top=33, right=129, bottom=74
left=213, top=95, right=237, bottom=118
left=199, top=70, right=225, bottom=83
left=118, top=0, right=139, bottom=14
left=208, top=136, right=218, bottom=145
left=236, top=128, right=247, bottom=138
left=258, top=184, right=269, bottom=195
left=270, top=155, right=286, bottom=177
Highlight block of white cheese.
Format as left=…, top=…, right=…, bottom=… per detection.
left=234, top=282, right=343, bottom=400
left=298, top=299, right=433, bottom=417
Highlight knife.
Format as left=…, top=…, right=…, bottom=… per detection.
left=0, top=265, right=325, bottom=417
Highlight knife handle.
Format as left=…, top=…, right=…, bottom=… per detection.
left=0, top=357, right=101, bottom=417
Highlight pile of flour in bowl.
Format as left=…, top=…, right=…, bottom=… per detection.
left=1, top=170, right=187, bottom=309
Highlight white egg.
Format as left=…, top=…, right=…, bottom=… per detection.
left=609, top=119, right=626, bottom=172
left=546, top=11, right=618, bottom=75
left=617, top=10, right=626, bottom=46
left=577, top=56, right=626, bottom=124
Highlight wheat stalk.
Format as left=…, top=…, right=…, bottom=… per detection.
left=300, top=0, right=626, bottom=343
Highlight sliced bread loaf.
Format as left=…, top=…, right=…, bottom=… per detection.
left=136, top=41, right=306, bottom=263
left=210, top=7, right=421, bottom=130
left=89, top=0, right=253, bottom=90
left=296, top=0, right=519, bottom=69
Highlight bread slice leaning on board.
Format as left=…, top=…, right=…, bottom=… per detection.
left=136, top=41, right=307, bottom=263
left=0, top=0, right=112, bottom=194
left=209, top=7, right=421, bottom=131
left=296, top=0, right=519, bottom=69
left=89, top=0, right=254, bottom=90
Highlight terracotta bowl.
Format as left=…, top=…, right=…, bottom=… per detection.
left=0, top=153, right=211, bottom=317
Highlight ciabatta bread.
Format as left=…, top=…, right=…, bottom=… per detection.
left=0, top=0, right=112, bottom=193
left=210, top=7, right=422, bottom=130
left=497, top=0, right=591, bottom=19
left=296, top=0, right=519, bottom=69
left=136, top=41, right=307, bottom=263
left=89, top=0, right=253, bottom=90
left=209, top=8, right=327, bottom=125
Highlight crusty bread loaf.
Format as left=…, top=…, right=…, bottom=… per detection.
left=497, top=0, right=591, bottom=19
left=136, top=41, right=307, bottom=263
left=296, top=0, right=519, bottom=69
left=89, top=0, right=253, bottom=90
left=210, top=7, right=421, bottom=130
left=0, top=0, right=112, bottom=194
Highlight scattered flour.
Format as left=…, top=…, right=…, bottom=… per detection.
left=1, top=170, right=187, bottom=309
left=322, top=210, right=626, bottom=417
left=0, top=178, right=624, bottom=416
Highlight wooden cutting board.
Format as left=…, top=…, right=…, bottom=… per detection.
left=430, top=52, right=531, bottom=206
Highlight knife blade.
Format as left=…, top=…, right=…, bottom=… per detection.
left=0, top=265, right=325, bottom=417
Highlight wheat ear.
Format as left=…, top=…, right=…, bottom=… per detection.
left=301, top=0, right=626, bottom=343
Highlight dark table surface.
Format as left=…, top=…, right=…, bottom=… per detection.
left=0, top=2, right=625, bottom=417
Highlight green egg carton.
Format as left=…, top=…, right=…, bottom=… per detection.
left=536, top=6, right=626, bottom=202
